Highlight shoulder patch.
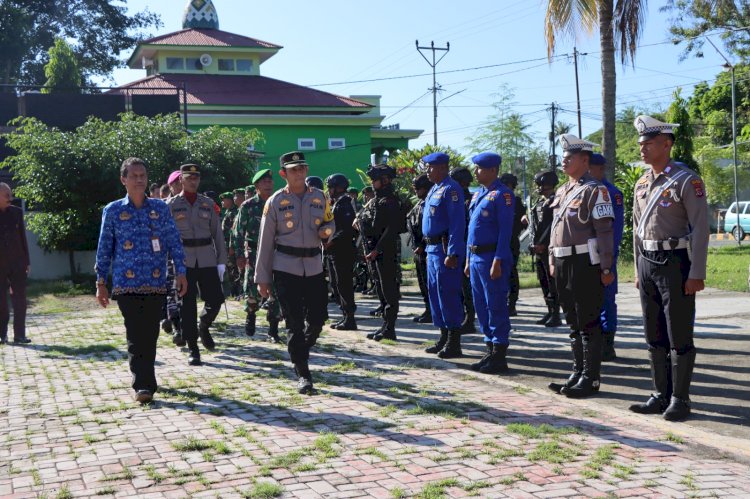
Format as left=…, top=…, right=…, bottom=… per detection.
left=503, top=192, right=512, bottom=206
left=599, top=186, right=610, bottom=203
left=614, top=193, right=623, bottom=206
left=451, top=190, right=459, bottom=202
left=280, top=199, right=291, bottom=206
left=691, top=179, right=705, bottom=198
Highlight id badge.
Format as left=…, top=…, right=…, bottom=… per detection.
left=151, top=237, right=161, bottom=253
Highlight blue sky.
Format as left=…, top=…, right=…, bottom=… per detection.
left=109, top=0, right=732, bottom=155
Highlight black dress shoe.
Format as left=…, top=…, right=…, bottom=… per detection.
left=188, top=350, right=202, bottom=366
left=297, top=377, right=314, bottom=395
left=663, top=397, right=691, bottom=421
left=160, top=319, right=173, bottom=333
left=198, top=324, right=216, bottom=351
left=373, top=331, right=397, bottom=342
left=134, top=390, right=153, bottom=404
left=13, top=337, right=31, bottom=344
left=172, top=332, right=186, bottom=347
left=629, top=395, right=668, bottom=414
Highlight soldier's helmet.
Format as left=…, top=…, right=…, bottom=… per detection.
left=450, top=167, right=473, bottom=186
left=534, top=170, right=559, bottom=187
left=366, top=164, right=397, bottom=180
left=500, top=173, right=518, bottom=189
left=305, top=176, right=324, bottom=190
left=412, top=173, right=434, bottom=191
left=325, top=174, right=350, bottom=190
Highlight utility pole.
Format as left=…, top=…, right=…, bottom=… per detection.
left=548, top=102, right=558, bottom=170
left=573, top=47, right=582, bottom=137
left=416, top=40, right=450, bottom=145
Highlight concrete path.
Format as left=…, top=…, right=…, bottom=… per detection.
left=0, top=285, right=748, bottom=498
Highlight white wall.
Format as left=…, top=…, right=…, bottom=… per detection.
left=26, top=230, right=96, bottom=280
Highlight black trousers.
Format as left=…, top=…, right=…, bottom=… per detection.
left=116, top=295, right=165, bottom=393
left=0, top=265, right=27, bottom=340
left=535, top=255, right=559, bottom=308
left=554, top=254, right=604, bottom=334
left=508, top=250, right=520, bottom=306
left=637, top=249, right=695, bottom=353
left=331, top=249, right=356, bottom=315
left=273, top=271, right=328, bottom=364
left=181, top=265, right=225, bottom=341
left=375, top=249, right=400, bottom=328
left=414, top=251, right=430, bottom=310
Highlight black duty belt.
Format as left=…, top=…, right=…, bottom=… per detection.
left=182, top=238, right=212, bottom=247
left=277, top=244, right=321, bottom=257
left=469, top=244, right=497, bottom=254
left=423, top=234, right=448, bottom=246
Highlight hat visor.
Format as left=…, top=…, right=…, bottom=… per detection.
left=181, top=171, right=201, bottom=177
left=638, top=131, right=663, bottom=143
left=281, top=161, right=308, bottom=168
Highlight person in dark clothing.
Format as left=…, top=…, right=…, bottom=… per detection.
left=450, top=167, right=476, bottom=334
left=0, top=183, right=30, bottom=345
left=529, top=170, right=562, bottom=327
left=407, top=174, right=434, bottom=324
left=500, top=173, right=527, bottom=316
left=363, top=164, right=403, bottom=341
left=325, top=173, right=358, bottom=331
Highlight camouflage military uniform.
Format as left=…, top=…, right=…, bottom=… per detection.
left=222, top=206, right=240, bottom=296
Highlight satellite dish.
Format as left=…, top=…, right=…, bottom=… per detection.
left=199, top=54, right=212, bottom=67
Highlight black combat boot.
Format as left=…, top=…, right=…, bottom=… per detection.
left=329, top=317, right=345, bottom=329
left=663, top=349, right=696, bottom=422
left=460, top=316, right=476, bottom=335
left=561, top=330, right=602, bottom=398
left=601, top=330, right=617, bottom=362
left=544, top=305, right=562, bottom=327
left=267, top=318, right=282, bottom=343
left=294, top=362, right=314, bottom=395
left=508, top=301, right=518, bottom=317
left=548, top=332, right=583, bottom=393
left=369, top=306, right=384, bottom=317
left=366, top=324, right=385, bottom=340
left=480, top=343, right=509, bottom=374
left=198, top=321, right=216, bottom=351
left=425, top=328, right=448, bottom=354
left=413, top=310, right=432, bottom=323
left=437, top=328, right=463, bottom=359
left=161, top=318, right=173, bottom=333
left=187, top=339, right=202, bottom=366
left=244, top=313, right=256, bottom=337
left=535, top=306, right=552, bottom=325
left=172, top=330, right=186, bottom=347
left=630, top=346, right=671, bottom=414
left=470, top=342, right=493, bottom=371
left=373, top=327, right=397, bottom=342
left=334, top=314, right=358, bottom=331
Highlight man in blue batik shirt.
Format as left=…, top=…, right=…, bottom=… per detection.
left=465, top=152, right=515, bottom=374
left=95, top=157, right=188, bottom=404
left=421, top=152, right=466, bottom=359
left=589, top=154, right=624, bottom=361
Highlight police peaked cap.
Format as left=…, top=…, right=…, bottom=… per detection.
left=280, top=151, right=308, bottom=168
left=180, top=163, right=201, bottom=175
left=421, top=152, right=450, bottom=165
left=634, top=115, right=679, bottom=142
left=558, top=134, right=599, bottom=153
left=366, top=164, right=396, bottom=180
left=471, top=152, right=502, bottom=169
left=251, top=169, right=272, bottom=184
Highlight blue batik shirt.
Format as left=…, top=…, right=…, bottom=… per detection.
left=95, top=195, right=186, bottom=296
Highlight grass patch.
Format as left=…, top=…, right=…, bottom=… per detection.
left=706, top=245, right=750, bottom=292
left=240, top=481, right=284, bottom=498
left=313, top=432, right=341, bottom=459
left=664, top=432, right=685, bottom=444
left=143, top=464, right=165, bottom=484
left=505, top=422, right=580, bottom=439
left=582, top=443, right=619, bottom=479
left=324, top=360, right=357, bottom=373
left=390, top=487, right=407, bottom=498
left=513, top=386, right=532, bottom=395
left=405, top=402, right=463, bottom=419
left=356, top=446, right=389, bottom=461
left=527, top=440, right=582, bottom=464
left=172, top=437, right=232, bottom=454
left=417, top=478, right=461, bottom=498
left=55, top=484, right=74, bottom=499
left=94, top=487, right=117, bottom=496
left=268, top=449, right=306, bottom=469
left=499, top=472, right=528, bottom=485
left=379, top=404, right=398, bottom=417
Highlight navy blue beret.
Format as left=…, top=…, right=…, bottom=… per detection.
left=421, top=152, right=450, bottom=164
left=471, top=152, right=502, bottom=168
left=590, top=153, right=606, bottom=166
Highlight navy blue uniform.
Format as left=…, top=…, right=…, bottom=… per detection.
left=601, top=180, right=624, bottom=333
left=467, top=180, right=515, bottom=345
left=422, top=177, right=466, bottom=329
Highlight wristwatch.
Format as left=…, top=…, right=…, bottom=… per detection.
left=601, top=269, right=611, bottom=275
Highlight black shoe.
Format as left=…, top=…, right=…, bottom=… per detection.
left=470, top=343, right=493, bottom=372
left=548, top=373, right=581, bottom=394
left=329, top=318, right=345, bottom=329
left=460, top=320, right=476, bottom=335
left=479, top=344, right=508, bottom=374
left=508, top=305, right=517, bottom=317
left=629, top=395, right=669, bottom=414
left=297, top=376, right=314, bottom=395
left=535, top=312, right=552, bottom=325
left=425, top=328, right=448, bottom=354
left=373, top=330, right=397, bottom=342
left=267, top=320, right=282, bottom=343
left=560, top=376, right=600, bottom=398
left=369, top=307, right=384, bottom=317
left=437, top=329, right=462, bottom=359
left=545, top=313, right=562, bottom=328
left=663, top=396, right=691, bottom=421
left=601, top=331, right=617, bottom=362
left=172, top=331, right=186, bottom=347
left=134, top=390, right=153, bottom=404
left=188, top=348, right=202, bottom=366
left=161, top=319, right=173, bottom=333
left=199, top=323, right=216, bottom=351
left=366, top=326, right=384, bottom=340
left=335, top=317, right=358, bottom=331
left=245, top=318, right=256, bottom=337
left=13, top=337, right=31, bottom=344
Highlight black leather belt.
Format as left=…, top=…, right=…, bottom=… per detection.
left=182, top=238, right=212, bottom=247
left=277, top=244, right=321, bottom=257
left=469, top=244, right=497, bottom=254
left=423, top=234, right=448, bottom=245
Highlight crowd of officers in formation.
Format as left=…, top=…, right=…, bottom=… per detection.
left=94, top=115, right=708, bottom=422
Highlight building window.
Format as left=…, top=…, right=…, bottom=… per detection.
left=166, top=57, right=184, bottom=70
left=236, top=59, right=253, bottom=72
left=298, top=138, right=315, bottom=150
left=328, top=138, right=346, bottom=150
left=218, top=59, right=235, bottom=71
left=185, top=57, right=202, bottom=70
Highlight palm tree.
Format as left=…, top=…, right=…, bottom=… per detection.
left=545, top=0, right=647, bottom=181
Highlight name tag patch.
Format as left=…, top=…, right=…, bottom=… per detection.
left=593, top=203, right=614, bottom=219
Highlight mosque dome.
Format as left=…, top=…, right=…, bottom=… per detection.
left=182, top=0, right=219, bottom=29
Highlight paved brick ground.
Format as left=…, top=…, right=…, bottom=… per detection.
left=1, top=292, right=749, bottom=498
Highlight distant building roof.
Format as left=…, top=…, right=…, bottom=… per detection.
left=141, top=28, right=281, bottom=49
left=113, top=73, right=372, bottom=111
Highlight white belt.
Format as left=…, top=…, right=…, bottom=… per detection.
left=642, top=239, right=689, bottom=251
left=552, top=244, right=589, bottom=258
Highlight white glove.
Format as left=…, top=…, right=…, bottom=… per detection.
left=217, top=264, right=226, bottom=282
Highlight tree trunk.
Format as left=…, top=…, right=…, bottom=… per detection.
left=68, top=250, right=77, bottom=281
left=599, top=0, right=617, bottom=182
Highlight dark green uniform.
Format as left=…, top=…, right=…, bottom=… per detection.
left=222, top=206, right=240, bottom=296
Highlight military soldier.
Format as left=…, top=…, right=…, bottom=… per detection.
left=362, top=164, right=403, bottom=341
left=305, top=176, right=324, bottom=190
left=500, top=173, right=527, bottom=316
left=421, top=152, right=466, bottom=358
left=234, top=169, right=282, bottom=342
left=465, top=153, right=515, bottom=373
left=166, top=164, right=228, bottom=366
left=245, top=184, right=256, bottom=199
left=255, top=151, right=335, bottom=394
left=547, top=134, right=615, bottom=398
left=629, top=115, right=709, bottom=421
left=357, top=195, right=386, bottom=313
left=450, top=167, right=476, bottom=334
left=325, top=174, right=358, bottom=331
left=227, top=188, right=245, bottom=296
left=407, top=174, right=434, bottom=324
left=529, top=170, right=562, bottom=327
left=589, top=154, right=624, bottom=361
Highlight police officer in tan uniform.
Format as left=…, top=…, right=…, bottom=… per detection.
left=547, top=134, right=615, bottom=398
left=629, top=116, right=709, bottom=421
left=167, top=164, right=227, bottom=366
left=255, top=152, right=335, bottom=395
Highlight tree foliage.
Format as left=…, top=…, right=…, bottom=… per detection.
left=2, top=113, right=264, bottom=258
left=385, top=144, right=466, bottom=198
left=0, top=0, right=161, bottom=86
left=666, top=88, right=700, bottom=171
left=42, top=38, right=81, bottom=93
